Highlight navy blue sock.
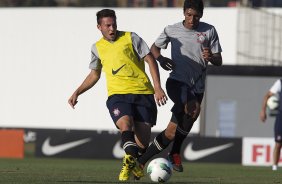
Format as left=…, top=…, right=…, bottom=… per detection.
left=170, top=128, right=187, bottom=155
left=170, top=114, right=192, bottom=155
left=138, top=130, right=171, bottom=165
left=121, top=131, right=138, bottom=158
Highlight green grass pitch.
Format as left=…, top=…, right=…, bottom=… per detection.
left=0, top=158, right=281, bottom=184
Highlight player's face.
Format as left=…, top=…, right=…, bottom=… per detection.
left=97, top=17, right=117, bottom=41
left=183, top=8, right=202, bottom=29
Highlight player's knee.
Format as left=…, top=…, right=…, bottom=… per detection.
left=116, top=116, right=133, bottom=131
left=184, top=101, right=200, bottom=119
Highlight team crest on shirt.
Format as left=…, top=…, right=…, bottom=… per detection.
left=196, top=32, right=207, bottom=44
left=277, top=135, right=282, bottom=141
left=113, top=108, right=121, bottom=117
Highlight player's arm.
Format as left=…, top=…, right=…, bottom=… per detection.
left=144, top=53, right=168, bottom=106
left=130, top=32, right=167, bottom=105
left=260, top=91, right=273, bottom=122
left=202, top=48, right=222, bottom=66
left=210, top=52, right=222, bottom=66
left=68, top=69, right=101, bottom=109
left=151, top=43, right=174, bottom=71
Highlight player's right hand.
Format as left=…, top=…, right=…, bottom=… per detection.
left=68, top=94, right=78, bottom=109
left=157, top=56, right=175, bottom=71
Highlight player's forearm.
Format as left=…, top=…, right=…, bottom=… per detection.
left=145, top=55, right=162, bottom=89
left=210, top=54, right=222, bottom=66
left=151, top=72, right=162, bottom=90
left=261, top=96, right=268, bottom=113
left=75, top=70, right=101, bottom=96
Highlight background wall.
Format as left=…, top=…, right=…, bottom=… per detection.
left=0, top=8, right=237, bottom=132
left=203, top=65, right=282, bottom=138
left=205, top=75, right=277, bottom=137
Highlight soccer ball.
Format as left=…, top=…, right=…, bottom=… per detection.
left=147, top=158, right=172, bottom=183
left=267, top=96, right=279, bottom=110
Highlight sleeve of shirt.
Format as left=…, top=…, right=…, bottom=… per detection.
left=209, top=26, right=222, bottom=54
left=270, top=79, right=282, bottom=94
left=154, top=26, right=171, bottom=49
left=131, top=32, right=150, bottom=59
left=89, top=44, right=102, bottom=70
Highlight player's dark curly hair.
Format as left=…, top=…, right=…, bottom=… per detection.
left=183, top=0, right=204, bottom=15
left=96, top=9, right=116, bottom=25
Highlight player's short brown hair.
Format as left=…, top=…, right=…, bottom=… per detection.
left=96, top=9, right=116, bottom=25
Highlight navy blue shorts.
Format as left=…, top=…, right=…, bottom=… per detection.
left=106, top=94, right=157, bottom=128
left=274, top=111, right=282, bottom=143
left=166, top=78, right=204, bottom=115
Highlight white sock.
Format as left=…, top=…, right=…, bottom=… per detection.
left=272, top=165, right=278, bottom=171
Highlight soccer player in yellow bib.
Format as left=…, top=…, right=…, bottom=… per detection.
left=68, top=9, right=167, bottom=181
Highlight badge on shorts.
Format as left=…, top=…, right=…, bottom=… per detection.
left=113, top=108, right=121, bottom=117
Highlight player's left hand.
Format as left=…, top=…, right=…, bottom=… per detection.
left=154, top=87, right=168, bottom=106
left=259, top=110, right=267, bottom=122
left=202, top=47, right=213, bottom=62
left=157, top=55, right=175, bottom=71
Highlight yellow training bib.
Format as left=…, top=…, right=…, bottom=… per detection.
left=96, top=31, right=154, bottom=96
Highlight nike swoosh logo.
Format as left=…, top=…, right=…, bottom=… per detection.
left=184, top=142, right=233, bottom=161
left=112, top=140, right=125, bottom=159
left=112, top=64, right=126, bottom=75
left=42, top=137, right=91, bottom=156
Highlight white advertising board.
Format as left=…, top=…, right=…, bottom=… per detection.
left=243, top=137, right=282, bottom=166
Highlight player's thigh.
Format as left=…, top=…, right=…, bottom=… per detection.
left=166, top=78, right=185, bottom=108
left=106, top=95, right=134, bottom=130
left=166, top=78, right=197, bottom=114
left=274, top=114, right=282, bottom=143
left=133, top=104, right=156, bottom=146
left=133, top=95, right=157, bottom=127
